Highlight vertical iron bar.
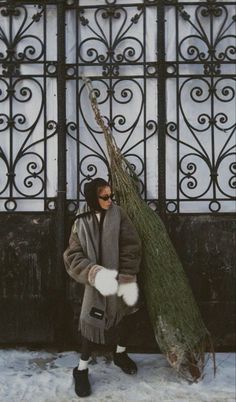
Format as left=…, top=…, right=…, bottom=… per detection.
left=109, top=6, right=113, bottom=180
left=43, top=5, right=47, bottom=210
left=55, top=0, right=66, bottom=343
left=143, top=5, right=147, bottom=199
left=176, top=4, right=180, bottom=213
left=9, top=10, right=13, bottom=200
left=56, top=0, right=66, bottom=285
left=210, top=10, right=216, bottom=201
left=157, top=1, right=166, bottom=220
left=76, top=2, right=80, bottom=202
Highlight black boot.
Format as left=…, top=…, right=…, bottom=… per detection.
left=73, top=367, right=91, bottom=397
left=113, top=352, right=137, bottom=375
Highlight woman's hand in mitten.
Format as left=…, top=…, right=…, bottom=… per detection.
left=117, top=282, right=139, bottom=306
left=90, top=266, right=118, bottom=296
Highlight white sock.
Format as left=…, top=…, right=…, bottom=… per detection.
left=116, top=345, right=126, bottom=353
left=77, top=358, right=89, bottom=371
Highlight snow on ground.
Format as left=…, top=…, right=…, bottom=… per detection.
left=0, top=349, right=235, bottom=402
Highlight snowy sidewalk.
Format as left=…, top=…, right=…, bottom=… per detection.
left=0, top=349, right=235, bottom=402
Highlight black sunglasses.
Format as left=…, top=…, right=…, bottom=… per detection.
left=98, top=193, right=114, bottom=201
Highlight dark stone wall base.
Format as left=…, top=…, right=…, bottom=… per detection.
left=0, top=213, right=235, bottom=351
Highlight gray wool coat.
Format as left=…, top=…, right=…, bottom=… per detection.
left=63, top=203, right=142, bottom=344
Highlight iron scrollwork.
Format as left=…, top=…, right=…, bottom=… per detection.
left=66, top=1, right=157, bottom=205
left=1, top=1, right=235, bottom=213
left=67, top=77, right=157, bottom=198
left=166, top=1, right=236, bottom=213
left=78, top=5, right=144, bottom=68
left=0, top=2, right=57, bottom=211
left=178, top=2, right=236, bottom=72
left=0, top=4, right=44, bottom=76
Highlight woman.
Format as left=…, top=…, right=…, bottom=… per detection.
left=63, top=177, right=142, bottom=397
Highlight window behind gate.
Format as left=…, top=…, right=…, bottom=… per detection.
left=0, top=0, right=235, bottom=214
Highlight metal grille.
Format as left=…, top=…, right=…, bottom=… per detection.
left=165, top=1, right=236, bottom=213
left=0, top=2, right=58, bottom=212
left=65, top=0, right=159, bottom=213
left=0, top=0, right=235, bottom=214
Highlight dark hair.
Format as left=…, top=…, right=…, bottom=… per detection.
left=84, top=178, right=110, bottom=211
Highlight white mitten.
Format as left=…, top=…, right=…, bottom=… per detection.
left=117, top=282, right=139, bottom=306
left=94, top=268, right=118, bottom=296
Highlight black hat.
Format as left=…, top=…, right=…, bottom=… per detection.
left=84, top=178, right=110, bottom=211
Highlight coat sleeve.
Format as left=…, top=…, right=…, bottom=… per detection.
left=63, top=225, right=94, bottom=285
left=118, top=207, right=142, bottom=283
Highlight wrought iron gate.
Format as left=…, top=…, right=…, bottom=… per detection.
left=0, top=0, right=235, bottom=346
